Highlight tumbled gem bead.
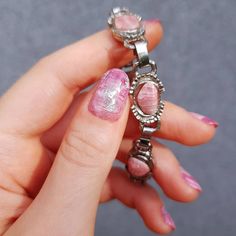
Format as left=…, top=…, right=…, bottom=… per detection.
left=127, top=157, right=150, bottom=177
left=114, top=15, right=140, bottom=30
left=137, top=82, right=159, bottom=115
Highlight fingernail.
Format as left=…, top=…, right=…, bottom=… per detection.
left=181, top=167, right=202, bottom=192
left=88, top=68, right=129, bottom=122
left=144, top=18, right=161, bottom=24
left=161, top=206, right=176, bottom=230
left=190, top=112, right=219, bottom=128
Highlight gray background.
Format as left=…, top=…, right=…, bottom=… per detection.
left=0, top=0, right=235, bottom=235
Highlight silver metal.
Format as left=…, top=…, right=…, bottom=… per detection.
left=140, top=123, right=160, bottom=137
left=108, top=7, right=145, bottom=49
left=126, top=136, right=154, bottom=183
left=108, top=7, right=165, bottom=183
left=133, top=59, right=158, bottom=75
left=129, top=71, right=165, bottom=124
left=134, top=41, right=149, bottom=67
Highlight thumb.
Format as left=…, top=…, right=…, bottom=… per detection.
left=6, top=69, right=130, bottom=236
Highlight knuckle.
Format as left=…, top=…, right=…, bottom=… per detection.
left=0, top=188, right=31, bottom=235
left=60, top=128, right=110, bottom=169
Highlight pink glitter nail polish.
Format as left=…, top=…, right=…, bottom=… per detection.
left=181, top=167, right=202, bottom=192
left=190, top=112, right=219, bottom=128
left=161, top=206, right=176, bottom=230
left=88, top=69, right=129, bottom=122
left=144, top=19, right=161, bottom=24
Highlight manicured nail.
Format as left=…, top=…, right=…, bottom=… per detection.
left=88, top=68, right=129, bottom=122
left=161, top=206, right=176, bottom=230
left=144, top=18, right=161, bottom=24
left=181, top=167, right=202, bottom=192
left=190, top=112, right=219, bottom=128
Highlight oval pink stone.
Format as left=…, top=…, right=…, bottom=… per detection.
left=114, top=15, right=140, bottom=30
left=137, top=82, right=159, bottom=115
left=127, top=157, right=150, bottom=177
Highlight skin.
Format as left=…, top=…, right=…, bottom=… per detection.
left=0, top=21, right=216, bottom=235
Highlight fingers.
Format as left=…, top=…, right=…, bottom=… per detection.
left=125, top=101, right=218, bottom=146
left=42, top=98, right=218, bottom=153
left=40, top=20, right=163, bottom=90
left=0, top=189, right=32, bottom=235
left=4, top=69, right=130, bottom=236
left=0, top=21, right=163, bottom=136
left=118, top=139, right=202, bottom=203
left=101, top=168, right=175, bottom=234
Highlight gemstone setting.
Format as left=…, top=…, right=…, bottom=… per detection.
left=127, top=157, right=150, bottom=177
left=108, top=7, right=145, bottom=47
left=129, top=71, right=165, bottom=124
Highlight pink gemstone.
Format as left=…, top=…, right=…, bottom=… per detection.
left=137, top=82, right=159, bottom=115
left=114, top=15, right=140, bottom=30
left=127, top=157, right=150, bottom=177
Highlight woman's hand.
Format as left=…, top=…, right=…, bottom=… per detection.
left=0, top=20, right=217, bottom=235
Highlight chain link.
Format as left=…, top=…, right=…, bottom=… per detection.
left=108, top=7, right=165, bottom=182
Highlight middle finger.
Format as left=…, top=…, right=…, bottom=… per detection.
left=42, top=89, right=216, bottom=153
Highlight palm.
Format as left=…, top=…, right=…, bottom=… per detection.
left=0, top=133, right=51, bottom=197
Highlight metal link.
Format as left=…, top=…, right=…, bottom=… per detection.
left=124, top=40, right=136, bottom=50
left=133, top=59, right=157, bottom=75
left=108, top=7, right=165, bottom=183
left=140, top=122, right=160, bottom=138
left=134, top=40, right=149, bottom=67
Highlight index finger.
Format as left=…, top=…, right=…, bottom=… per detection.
left=0, top=21, right=163, bottom=136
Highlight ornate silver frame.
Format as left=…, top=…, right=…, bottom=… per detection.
left=107, top=7, right=145, bottom=49
left=130, top=71, right=165, bottom=125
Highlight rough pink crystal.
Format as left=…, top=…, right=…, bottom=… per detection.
left=114, top=15, right=140, bottom=30
left=127, top=157, right=150, bottom=177
left=137, top=82, right=159, bottom=115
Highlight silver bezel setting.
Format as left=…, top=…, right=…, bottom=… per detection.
left=126, top=138, right=154, bottom=182
left=130, top=72, right=165, bottom=124
left=108, top=7, right=145, bottom=47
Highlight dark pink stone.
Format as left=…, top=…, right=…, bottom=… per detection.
left=114, top=15, right=140, bottom=30
left=127, top=157, right=150, bottom=177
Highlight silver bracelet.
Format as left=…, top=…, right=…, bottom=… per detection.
left=108, top=7, right=165, bottom=183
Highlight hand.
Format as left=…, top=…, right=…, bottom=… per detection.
left=0, top=20, right=217, bottom=235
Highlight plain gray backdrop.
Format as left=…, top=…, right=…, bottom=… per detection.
left=0, top=0, right=235, bottom=235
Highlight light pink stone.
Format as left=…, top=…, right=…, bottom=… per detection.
left=114, top=15, right=140, bottom=30
left=127, top=157, right=150, bottom=177
left=137, top=82, right=159, bottom=115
